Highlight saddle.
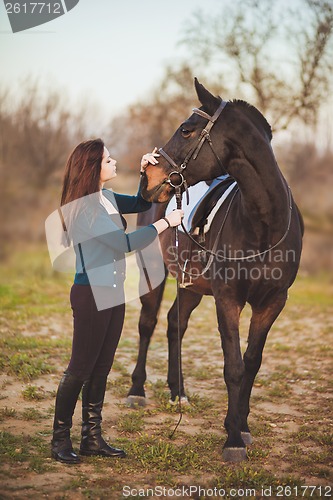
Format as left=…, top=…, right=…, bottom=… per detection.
left=189, top=176, right=237, bottom=233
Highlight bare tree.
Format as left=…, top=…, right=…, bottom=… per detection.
left=0, top=78, right=90, bottom=252
left=12, top=77, right=72, bottom=188
left=180, top=0, right=333, bottom=132
left=106, top=63, right=224, bottom=170
left=104, top=1, right=333, bottom=172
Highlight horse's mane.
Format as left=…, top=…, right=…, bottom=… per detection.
left=230, top=99, right=272, bottom=141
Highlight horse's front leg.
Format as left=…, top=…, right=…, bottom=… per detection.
left=167, top=288, right=203, bottom=402
left=239, top=292, right=287, bottom=443
left=127, top=275, right=167, bottom=407
left=215, top=294, right=246, bottom=462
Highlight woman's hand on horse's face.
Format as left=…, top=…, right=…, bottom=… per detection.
left=140, top=147, right=160, bottom=172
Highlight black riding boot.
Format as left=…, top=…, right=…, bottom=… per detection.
left=51, top=371, right=83, bottom=464
left=80, top=375, right=126, bottom=458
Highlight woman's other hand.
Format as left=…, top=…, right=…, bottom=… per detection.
left=140, top=147, right=160, bottom=172
left=152, top=209, right=184, bottom=234
left=164, top=209, right=184, bottom=227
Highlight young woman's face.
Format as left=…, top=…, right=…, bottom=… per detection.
left=100, top=147, right=117, bottom=184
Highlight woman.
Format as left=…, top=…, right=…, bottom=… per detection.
left=51, top=139, right=183, bottom=464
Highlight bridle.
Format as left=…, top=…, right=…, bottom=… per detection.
left=158, top=99, right=228, bottom=205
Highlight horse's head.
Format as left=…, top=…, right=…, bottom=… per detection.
left=140, top=79, right=231, bottom=203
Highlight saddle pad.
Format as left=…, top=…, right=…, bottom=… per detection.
left=166, top=181, right=210, bottom=233
left=166, top=176, right=236, bottom=233
left=190, top=177, right=237, bottom=233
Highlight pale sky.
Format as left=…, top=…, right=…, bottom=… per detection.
left=1, top=0, right=331, bottom=150
left=0, top=0, right=222, bottom=116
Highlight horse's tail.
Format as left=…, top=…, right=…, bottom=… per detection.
left=295, top=203, right=305, bottom=237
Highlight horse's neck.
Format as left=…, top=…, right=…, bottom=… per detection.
left=229, top=149, right=289, bottom=239
left=137, top=202, right=167, bottom=227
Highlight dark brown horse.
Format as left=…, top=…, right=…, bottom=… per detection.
left=128, top=79, right=304, bottom=462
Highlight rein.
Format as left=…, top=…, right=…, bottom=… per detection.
left=169, top=186, right=183, bottom=438
left=161, top=102, right=227, bottom=434
left=180, top=185, right=293, bottom=269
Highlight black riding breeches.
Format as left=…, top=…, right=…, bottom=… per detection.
left=66, top=284, right=125, bottom=380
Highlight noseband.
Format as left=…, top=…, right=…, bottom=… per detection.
left=158, top=100, right=228, bottom=198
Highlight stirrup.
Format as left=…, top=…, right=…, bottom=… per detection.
left=180, top=259, right=193, bottom=288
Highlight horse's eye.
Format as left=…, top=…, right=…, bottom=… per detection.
left=180, top=128, right=191, bottom=138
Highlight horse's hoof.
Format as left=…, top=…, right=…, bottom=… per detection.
left=126, top=395, right=146, bottom=408
left=222, top=447, right=248, bottom=462
left=169, top=396, right=189, bottom=406
left=241, top=432, right=253, bottom=445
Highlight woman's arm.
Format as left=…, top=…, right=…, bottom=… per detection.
left=77, top=209, right=158, bottom=253
left=113, top=188, right=152, bottom=214
left=92, top=210, right=183, bottom=251
left=112, top=148, right=160, bottom=214
left=76, top=207, right=183, bottom=253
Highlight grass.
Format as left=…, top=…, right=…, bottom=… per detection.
left=0, top=407, right=17, bottom=421
left=0, top=430, right=50, bottom=472
left=21, top=407, right=46, bottom=421
left=291, top=426, right=333, bottom=447
left=21, top=384, right=49, bottom=401
left=6, top=353, right=54, bottom=381
left=117, top=411, right=145, bottom=434
left=128, top=436, right=202, bottom=472
left=289, top=274, right=333, bottom=309
left=0, top=246, right=332, bottom=497
left=0, top=246, right=70, bottom=326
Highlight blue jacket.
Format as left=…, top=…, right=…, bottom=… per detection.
left=72, top=186, right=157, bottom=286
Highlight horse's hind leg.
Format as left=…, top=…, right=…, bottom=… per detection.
left=239, top=292, right=287, bottom=444
left=127, top=275, right=167, bottom=407
left=167, top=288, right=203, bottom=402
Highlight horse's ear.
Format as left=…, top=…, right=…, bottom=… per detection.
left=194, top=77, right=220, bottom=114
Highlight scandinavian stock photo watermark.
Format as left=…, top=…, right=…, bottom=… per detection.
left=166, top=245, right=297, bottom=283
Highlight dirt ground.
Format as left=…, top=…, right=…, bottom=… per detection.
left=0, top=274, right=332, bottom=499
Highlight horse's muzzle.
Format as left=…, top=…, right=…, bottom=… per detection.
left=140, top=169, right=174, bottom=203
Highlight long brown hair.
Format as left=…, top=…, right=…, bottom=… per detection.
left=61, top=138, right=104, bottom=206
